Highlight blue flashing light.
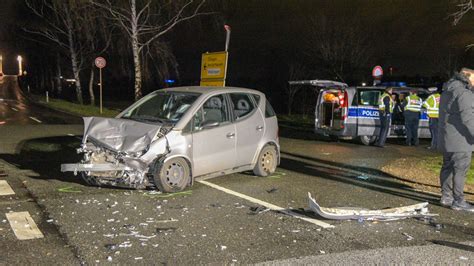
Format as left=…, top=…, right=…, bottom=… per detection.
left=165, top=79, right=175, bottom=84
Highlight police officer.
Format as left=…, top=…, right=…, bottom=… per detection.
left=403, top=89, right=422, bottom=146
left=422, top=87, right=441, bottom=149
left=375, top=88, right=393, bottom=147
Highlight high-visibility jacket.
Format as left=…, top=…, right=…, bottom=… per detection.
left=405, top=95, right=422, bottom=112
left=378, top=93, right=394, bottom=113
left=422, top=93, right=440, bottom=118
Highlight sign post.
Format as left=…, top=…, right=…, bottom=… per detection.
left=94, top=57, right=106, bottom=114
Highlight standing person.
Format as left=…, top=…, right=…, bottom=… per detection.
left=403, top=89, right=422, bottom=146
left=375, top=88, right=393, bottom=147
left=438, top=68, right=474, bottom=212
left=423, top=87, right=441, bottom=149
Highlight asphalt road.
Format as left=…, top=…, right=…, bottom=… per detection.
left=0, top=75, right=82, bottom=125
left=0, top=77, right=473, bottom=264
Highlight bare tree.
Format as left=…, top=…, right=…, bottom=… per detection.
left=305, top=15, right=372, bottom=82
left=93, top=0, right=213, bottom=101
left=286, top=63, right=308, bottom=115
left=451, top=0, right=473, bottom=25
left=79, top=5, right=112, bottom=106
left=25, top=0, right=85, bottom=104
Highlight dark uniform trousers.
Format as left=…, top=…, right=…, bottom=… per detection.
left=440, top=152, right=472, bottom=202
left=376, top=113, right=391, bottom=146
left=429, top=118, right=439, bottom=149
left=404, top=111, right=420, bottom=145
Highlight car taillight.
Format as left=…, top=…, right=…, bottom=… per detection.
left=340, top=91, right=348, bottom=128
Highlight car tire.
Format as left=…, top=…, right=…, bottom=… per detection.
left=253, top=145, right=278, bottom=177
left=153, top=157, right=191, bottom=193
left=359, top=135, right=377, bottom=146
left=80, top=172, right=101, bottom=186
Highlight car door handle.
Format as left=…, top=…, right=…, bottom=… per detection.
left=256, top=126, right=264, bottom=131
left=226, top=132, right=235, bottom=138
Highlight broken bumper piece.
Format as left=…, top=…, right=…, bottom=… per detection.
left=61, top=163, right=132, bottom=173
left=308, top=192, right=438, bottom=221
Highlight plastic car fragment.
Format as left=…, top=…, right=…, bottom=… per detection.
left=308, top=192, right=437, bottom=221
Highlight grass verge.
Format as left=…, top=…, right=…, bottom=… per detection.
left=37, top=97, right=120, bottom=118
left=422, top=156, right=474, bottom=185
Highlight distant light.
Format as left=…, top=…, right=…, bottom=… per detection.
left=165, top=79, right=175, bottom=84
left=361, top=82, right=367, bottom=86
left=65, top=79, right=76, bottom=82
left=17, top=55, right=22, bottom=61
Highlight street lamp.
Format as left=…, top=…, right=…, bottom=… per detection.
left=17, top=55, right=23, bottom=76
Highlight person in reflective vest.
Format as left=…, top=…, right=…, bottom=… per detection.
left=422, top=87, right=441, bottom=149
left=375, top=88, right=393, bottom=147
left=403, top=89, right=422, bottom=146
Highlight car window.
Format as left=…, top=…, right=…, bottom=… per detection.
left=230, top=93, right=256, bottom=120
left=121, top=92, right=200, bottom=123
left=193, top=94, right=230, bottom=131
left=358, top=90, right=381, bottom=106
left=265, top=99, right=276, bottom=118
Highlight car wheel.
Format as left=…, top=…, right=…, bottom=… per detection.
left=253, top=145, right=278, bottom=177
left=359, top=135, right=377, bottom=146
left=80, top=172, right=101, bottom=186
left=153, top=157, right=191, bottom=193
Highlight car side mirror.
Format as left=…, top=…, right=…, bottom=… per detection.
left=201, top=120, right=219, bottom=129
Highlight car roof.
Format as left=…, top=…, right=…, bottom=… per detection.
left=158, top=86, right=264, bottom=95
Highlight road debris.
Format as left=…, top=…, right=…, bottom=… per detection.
left=402, top=232, right=414, bottom=241
left=356, top=174, right=370, bottom=180
left=266, top=188, right=278, bottom=193
left=308, top=192, right=437, bottom=221
left=143, top=190, right=192, bottom=198
left=156, top=227, right=177, bottom=234
left=248, top=206, right=270, bottom=215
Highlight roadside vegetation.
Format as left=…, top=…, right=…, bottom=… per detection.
left=422, top=156, right=474, bottom=185
left=36, top=96, right=119, bottom=118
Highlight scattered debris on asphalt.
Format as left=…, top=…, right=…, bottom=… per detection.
left=356, top=174, right=370, bottom=180
left=156, top=227, right=177, bottom=234
left=308, top=192, right=438, bottom=221
left=402, top=232, right=414, bottom=241
left=415, top=217, right=445, bottom=230
left=266, top=188, right=278, bottom=193
left=143, top=190, right=192, bottom=198
left=248, top=206, right=270, bottom=215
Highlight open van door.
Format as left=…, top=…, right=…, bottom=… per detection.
left=316, top=88, right=349, bottom=130
left=288, top=79, right=348, bottom=133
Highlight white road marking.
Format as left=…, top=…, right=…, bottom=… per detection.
left=198, top=180, right=334, bottom=228
left=11, top=107, right=18, bottom=112
left=0, top=180, right=15, bottom=196
left=29, top=117, right=42, bottom=123
left=6, top=211, right=44, bottom=240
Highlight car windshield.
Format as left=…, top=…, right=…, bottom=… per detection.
left=121, top=91, right=200, bottom=123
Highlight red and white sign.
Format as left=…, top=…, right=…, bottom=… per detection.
left=95, top=57, right=106, bottom=69
left=372, top=65, right=383, bottom=78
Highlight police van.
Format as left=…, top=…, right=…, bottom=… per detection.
left=288, top=80, right=431, bottom=145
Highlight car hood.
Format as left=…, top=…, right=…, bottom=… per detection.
left=83, top=117, right=162, bottom=154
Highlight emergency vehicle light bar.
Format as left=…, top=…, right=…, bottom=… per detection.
left=288, top=79, right=348, bottom=88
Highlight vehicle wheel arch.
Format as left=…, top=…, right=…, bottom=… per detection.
left=253, top=141, right=280, bottom=166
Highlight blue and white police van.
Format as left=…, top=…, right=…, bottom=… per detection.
left=288, top=80, right=431, bottom=145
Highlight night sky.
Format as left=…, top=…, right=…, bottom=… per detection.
left=1, top=0, right=474, bottom=106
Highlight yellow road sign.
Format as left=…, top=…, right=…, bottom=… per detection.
left=201, top=52, right=228, bottom=80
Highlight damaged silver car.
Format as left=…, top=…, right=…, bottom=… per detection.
left=61, top=87, right=280, bottom=192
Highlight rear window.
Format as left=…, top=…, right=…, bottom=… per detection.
left=265, top=99, right=276, bottom=118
